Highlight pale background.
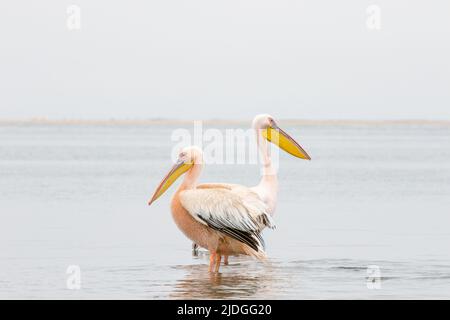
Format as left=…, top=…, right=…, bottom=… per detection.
left=0, top=0, right=449, bottom=120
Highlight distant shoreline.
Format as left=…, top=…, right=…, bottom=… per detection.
left=0, top=118, right=449, bottom=126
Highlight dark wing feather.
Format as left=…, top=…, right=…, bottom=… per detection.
left=198, top=215, right=265, bottom=252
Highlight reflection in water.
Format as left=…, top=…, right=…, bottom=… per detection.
left=169, top=255, right=277, bottom=299
left=167, top=257, right=450, bottom=299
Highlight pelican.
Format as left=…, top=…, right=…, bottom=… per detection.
left=250, top=114, right=311, bottom=215
left=192, top=114, right=311, bottom=264
left=148, top=116, right=310, bottom=272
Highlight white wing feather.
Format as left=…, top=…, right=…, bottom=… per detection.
left=179, top=186, right=275, bottom=252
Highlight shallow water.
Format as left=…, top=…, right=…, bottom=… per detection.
left=1, top=123, right=450, bottom=299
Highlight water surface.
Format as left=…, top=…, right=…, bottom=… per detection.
left=1, top=123, right=449, bottom=299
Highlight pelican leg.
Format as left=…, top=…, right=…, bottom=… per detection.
left=209, top=252, right=217, bottom=272
left=224, top=255, right=229, bottom=265
left=192, top=243, right=199, bottom=256
left=214, top=255, right=222, bottom=273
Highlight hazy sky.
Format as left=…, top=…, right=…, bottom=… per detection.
left=0, top=1, right=449, bottom=120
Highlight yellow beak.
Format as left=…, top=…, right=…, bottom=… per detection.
left=262, top=123, right=311, bottom=160
left=148, top=160, right=193, bottom=205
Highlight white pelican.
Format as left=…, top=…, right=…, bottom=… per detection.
left=192, top=114, right=311, bottom=264
left=251, top=114, right=311, bottom=215
left=148, top=116, right=310, bottom=272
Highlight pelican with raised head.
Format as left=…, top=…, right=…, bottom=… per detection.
left=250, top=114, right=311, bottom=215
left=191, top=114, right=311, bottom=265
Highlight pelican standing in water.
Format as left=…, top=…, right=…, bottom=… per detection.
left=148, top=116, right=310, bottom=272
left=191, top=114, right=311, bottom=264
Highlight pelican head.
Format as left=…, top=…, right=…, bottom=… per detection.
left=148, top=146, right=203, bottom=206
left=252, top=114, right=311, bottom=160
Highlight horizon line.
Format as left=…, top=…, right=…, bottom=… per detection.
left=0, top=117, right=449, bottom=126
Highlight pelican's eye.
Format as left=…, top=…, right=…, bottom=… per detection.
left=268, top=118, right=276, bottom=127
